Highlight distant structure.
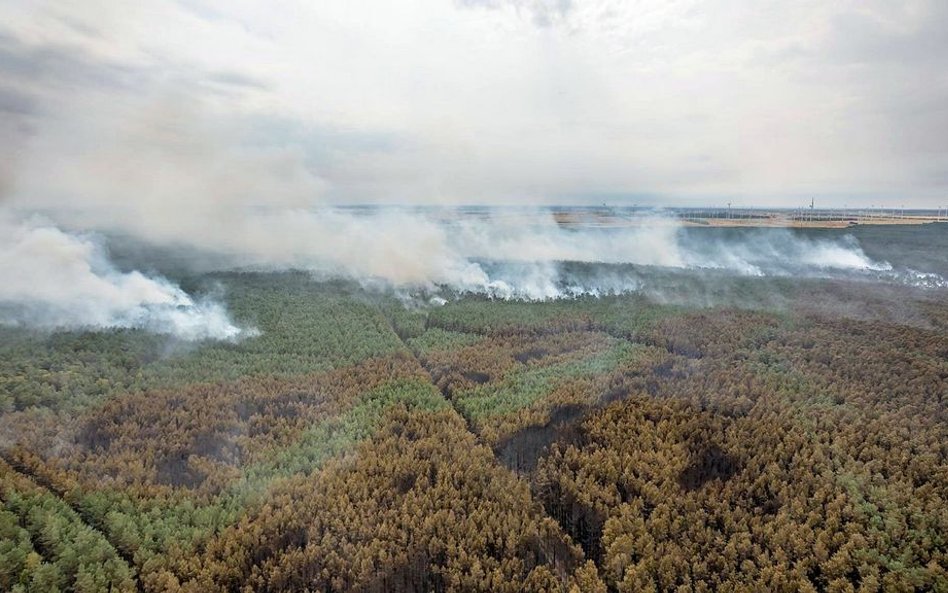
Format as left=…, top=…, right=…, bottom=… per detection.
left=671, top=201, right=946, bottom=226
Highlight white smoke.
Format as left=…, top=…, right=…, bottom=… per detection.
left=0, top=215, right=247, bottom=340
left=448, top=213, right=685, bottom=267
left=58, top=205, right=901, bottom=302
left=6, top=203, right=911, bottom=307
left=4, top=95, right=936, bottom=325
left=437, top=216, right=899, bottom=299
left=677, top=230, right=890, bottom=277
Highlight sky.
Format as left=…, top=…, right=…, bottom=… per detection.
left=1, top=0, right=948, bottom=207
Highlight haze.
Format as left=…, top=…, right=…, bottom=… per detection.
left=1, top=2, right=947, bottom=337
left=1, top=5, right=947, bottom=592
left=2, top=0, right=948, bottom=207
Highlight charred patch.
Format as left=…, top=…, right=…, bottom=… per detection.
left=191, top=431, right=241, bottom=465
left=514, top=527, right=584, bottom=576
left=234, top=400, right=260, bottom=422
left=678, top=443, right=741, bottom=491
left=514, top=348, right=550, bottom=364
left=394, top=470, right=417, bottom=494
left=537, top=478, right=606, bottom=565
left=154, top=454, right=207, bottom=489
left=360, top=551, right=446, bottom=593
left=462, top=371, right=491, bottom=384
left=75, top=418, right=113, bottom=452
left=494, top=404, right=586, bottom=474
left=652, top=359, right=681, bottom=378
left=600, top=387, right=630, bottom=405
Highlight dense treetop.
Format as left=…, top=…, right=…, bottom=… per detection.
left=1, top=272, right=945, bottom=592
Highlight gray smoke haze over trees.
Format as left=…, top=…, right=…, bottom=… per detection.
left=0, top=91, right=937, bottom=332
left=0, top=214, right=245, bottom=339
left=1, top=0, right=946, bottom=335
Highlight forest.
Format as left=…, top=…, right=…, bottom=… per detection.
left=1, top=271, right=946, bottom=592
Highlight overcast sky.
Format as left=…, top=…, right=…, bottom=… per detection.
left=2, top=0, right=947, bottom=207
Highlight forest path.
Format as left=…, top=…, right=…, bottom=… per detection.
left=382, top=312, right=489, bottom=447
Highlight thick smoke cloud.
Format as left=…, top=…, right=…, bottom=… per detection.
left=7, top=98, right=902, bottom=303
left=2, top=189, right=940, bottom=334
left=0, top=215, right=246, bottom=339
left=5, top=186, right=918, bottom=330
left=2, top=83, right=941, bottom=334
left=419, top=214, right=914, bottom=299
left=23, top=201, right=932, bottom=302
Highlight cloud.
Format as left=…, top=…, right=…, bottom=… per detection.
left=458, top=0, right=573, bottom=27
left=0, top=0, right=947, bottom=208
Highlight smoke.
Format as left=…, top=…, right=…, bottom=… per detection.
left=435, top=216, right=909, bottom=299
left=3, top=95, right=942, bottom=335
left=2, top=197, right=939, bottom=332
left=46, top=203, right=918, bottom=302
left=0, top=214, right=247, bottom=340
left=35, top=202, right=928, bottom=303
left=676, top=229, right=889, bottom=276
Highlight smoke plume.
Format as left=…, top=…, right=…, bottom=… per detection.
left=3, top=96, right=943, bottom=335
left=0, top=215, right=246, bottom=339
